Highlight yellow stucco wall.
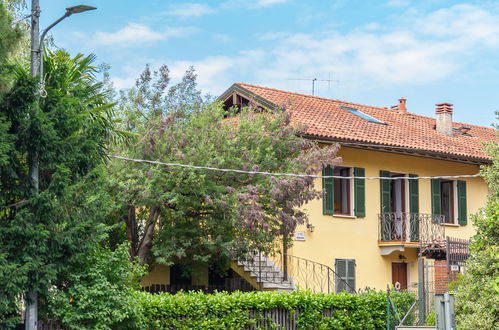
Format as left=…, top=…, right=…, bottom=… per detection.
left=141, top=147, right=488, bottom=292
left=289, top=146, right=488, bottom=291
left=141, top=264, right=170, bottom=287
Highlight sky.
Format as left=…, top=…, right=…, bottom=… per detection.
left=34, top=0, right=499, bottom=127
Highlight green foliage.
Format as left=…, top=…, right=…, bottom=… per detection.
left=0, top=2, right=23, bottom=92
left=133, top=290, right=415, bottom=329
left=425, top=311, right=435, bottom=326
left=115, top=65, right=204, bottom=131
left=109, top=102, right=340, bottom=268
left=0, top=50, right=120, bottom=327
left=455, top=136, right=499, bottom=329
left=47, top=245, right=145, bottom=330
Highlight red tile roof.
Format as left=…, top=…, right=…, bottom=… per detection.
left=230, top=83, right=498, bottom=163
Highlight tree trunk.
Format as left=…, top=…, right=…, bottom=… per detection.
left=125, top=205, right=138, bottom=260
left=136, top=204, right=161, bottom=266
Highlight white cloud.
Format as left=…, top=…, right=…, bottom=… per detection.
left=165, top=3, right=216, bottom=18
left=254, top=0, right=289, bottom=8
left=112, top=4, right=499, bottom=97
left=384, top=0, right=410, bottom=8
left=415, top=4, right=499, bottom=46
left=91, top=23, right=195, bottom=46
left=221, top=0, right=289, bottom=9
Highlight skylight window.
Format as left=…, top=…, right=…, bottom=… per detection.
left=340, top=106, right=386, bottom=125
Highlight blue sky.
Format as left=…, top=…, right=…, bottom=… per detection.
left=36, top=0, right=499, bottom=127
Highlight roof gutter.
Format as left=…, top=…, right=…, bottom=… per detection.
left=301, top=134, right=491, bottom=165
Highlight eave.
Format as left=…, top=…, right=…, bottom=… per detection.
left=219, top=83, right=492, bottom=166
left=302, top=134, right=491, bottom=166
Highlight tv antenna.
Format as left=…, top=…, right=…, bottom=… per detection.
left=288, top=75, right=339, bottom=96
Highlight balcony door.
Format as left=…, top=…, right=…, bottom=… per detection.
left=390, top=173, right=407, bottom=240
left=380, top=171, right=420, bottom=242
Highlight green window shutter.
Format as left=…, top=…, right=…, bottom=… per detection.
left=380, top=170, right=391, bottom=213
left=335, top=259, right=356, bottom=293
left=347, top=259, right=356, bottom=293
left=409, top=174, right=419, bottom=213
left=335, top=259, right=346, bottom=293
left=431, top=179, right=441, bottom=217
left=457, top=180, right=467, bottom=226
left=323, top=166, right=334, bottom=215
left=409, top=174, right=419, bottom=241
left=354, top=168, right=365, bottom=217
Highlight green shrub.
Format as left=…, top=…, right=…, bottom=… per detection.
left=47, top=245, right=145, bottom=330
left=425, top=311, right=435, bottom=326
left=134, top=290, right=415, bottom=329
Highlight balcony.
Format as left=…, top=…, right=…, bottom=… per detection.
left=378, top=213, right=446, bottom=256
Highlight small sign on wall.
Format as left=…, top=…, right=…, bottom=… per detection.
left=294, top=231, right=306, bottom=241
left=450, top=264, right=460, bottom=272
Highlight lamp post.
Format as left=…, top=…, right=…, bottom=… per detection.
left=38, top=5, right=96, bottom=84
left=26, top=3, right=96, bottom=330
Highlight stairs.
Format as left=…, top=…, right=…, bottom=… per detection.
left=237, top=253, right=295, bottom=292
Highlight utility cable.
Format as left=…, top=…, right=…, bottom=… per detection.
left=109, top=155, right=481, bottom=180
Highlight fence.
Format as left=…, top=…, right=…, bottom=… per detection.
left=252, top=252, right=356, bottom=294
left=16, top=319, right=65, bottom=330
left=142, top=278, right=256, bottom=294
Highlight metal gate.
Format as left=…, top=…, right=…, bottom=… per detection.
left=397, top=236, right=470, bottom=327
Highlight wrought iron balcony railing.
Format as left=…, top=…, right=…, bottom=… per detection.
left=241, top=251, right=356, bottom=294
left=378, top=213, right=445, bottom=245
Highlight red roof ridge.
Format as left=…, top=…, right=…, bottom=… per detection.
left=235, top=82, right=391, bottom=112
left=235, top=82, right=497, bottom=131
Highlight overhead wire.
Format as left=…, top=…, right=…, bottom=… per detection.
left=108, top=155, right=481, bottom=180
left=0, top=156, right=482, bottom=210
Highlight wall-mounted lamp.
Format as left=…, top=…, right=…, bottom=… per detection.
left=306, top=223, right=315, bottom=232
left=398, top=254, right=407, bottom=261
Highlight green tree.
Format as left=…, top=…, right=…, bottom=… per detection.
left=109, top=102, right=340, bottom=271
left=455, top=136, right=499, bottom=329
left=0, top=2, right=23, bottom=92
left=0, top=49, right=120, bottom=327
left=47, top=244, right=144, bottom=330
left=116, top=64, right=204, bottom=131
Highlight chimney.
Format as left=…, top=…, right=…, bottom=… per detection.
left=398, top=97, right=406, bottom=112
left=435, top=102, right=453, bottom=136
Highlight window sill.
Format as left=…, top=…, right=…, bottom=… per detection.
left=440, top=223, right=460, bottom=227
left=333, top=214, right=357, bottom=219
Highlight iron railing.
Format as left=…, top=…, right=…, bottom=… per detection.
left=378, top=213, right=445, bottom=245
left=245, top=251, right=356, bottom=294
left=446, top=236, right=470, bottom=265
left=142, top=278, right=256, bottom=294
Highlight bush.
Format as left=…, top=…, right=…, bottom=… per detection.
left=47, top=245, right=145, bottom=330
left=134, top=290, right=415, bottom=329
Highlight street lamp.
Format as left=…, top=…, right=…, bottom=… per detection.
left=38, top=5, right=97, bottom=87
left=25, top=4, right=96, bottom=329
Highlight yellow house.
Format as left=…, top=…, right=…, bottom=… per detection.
left=142, top=83, right=497, bottom=294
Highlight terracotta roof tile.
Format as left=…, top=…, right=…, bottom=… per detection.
left=234, top=83, right=498, bottom=162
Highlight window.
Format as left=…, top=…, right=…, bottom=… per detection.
left=334, top=167, right=351, bottom=215
left=323, top=166, right=365, bottom=217
left=441, top=181, right=454, bottom=223
left=340, top=106, right=386, bottom=125
left=335, top=259, right=356, bottom=293
left=380, top=171, right=419, bottom=214
left=380, top=171, right=419, bottom=241
left=432, top=179, right=467, bottom=225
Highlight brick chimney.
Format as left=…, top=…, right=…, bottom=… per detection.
left=398, top=97, right=407, bottom=113
left=435, top=103, right=453, bottom=136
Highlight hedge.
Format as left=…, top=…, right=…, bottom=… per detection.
left=134, top=290, right=415, bottom=329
